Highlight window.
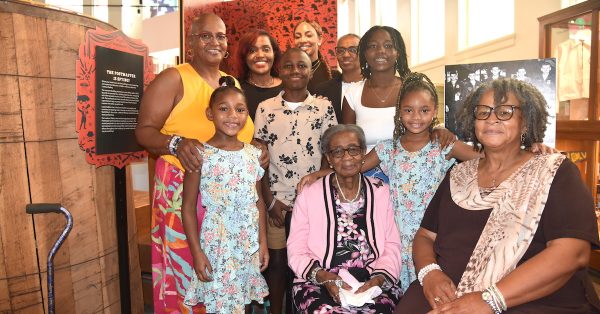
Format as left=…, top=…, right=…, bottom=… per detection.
left=410, top=0, right=445, bottom=65
left=458, top=0, right=514, bottom=50
left=337, top=0, right=398, bottom=40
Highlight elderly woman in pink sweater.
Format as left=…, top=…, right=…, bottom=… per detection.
left=287, top=124, right=403, bottom=313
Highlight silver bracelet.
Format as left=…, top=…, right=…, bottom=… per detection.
left=417, top=263, right=441, bottom=286
left=489, top=284, right=507, bottom=311
left=482, top=289, right=503, bottom=314
left=318, top=278, right=343, bottom=289
left=309, top=266, right=322, bottom=284
left=267, top=197, right=277, bottom=212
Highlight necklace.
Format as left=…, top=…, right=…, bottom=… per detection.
left=248, top=76, right=275, bottom=88
left=311, top=59, right=321, bottom=74
left=369, top=79, right=396, bottom=103
left=334, top=174, right=362, bottom=203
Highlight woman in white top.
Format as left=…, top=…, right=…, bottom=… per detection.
left=342, top=25, right=411, bottom=182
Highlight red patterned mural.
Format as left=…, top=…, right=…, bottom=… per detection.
left=182, top=0, right=338, bottom=76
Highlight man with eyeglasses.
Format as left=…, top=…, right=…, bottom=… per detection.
left=315, top=34, right=363, bottom=123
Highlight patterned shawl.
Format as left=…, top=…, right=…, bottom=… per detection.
left=450, top=153, right=566, bottom=296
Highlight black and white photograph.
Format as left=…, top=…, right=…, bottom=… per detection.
left=445, top=58, right=557, bottom=146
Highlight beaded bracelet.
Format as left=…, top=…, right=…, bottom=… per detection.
left=417, top=263, right=441, bottom=286
left=168, top=135, right=183, bottom=156
left=308, top=266, right=323, bottom=284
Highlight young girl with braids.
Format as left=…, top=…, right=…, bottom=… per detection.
left=182, top=76, right=269, bottom=313
left=293, top=19, right=338, bottom=93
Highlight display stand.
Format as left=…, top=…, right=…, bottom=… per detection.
left=539, top=0, right=600, bottom=269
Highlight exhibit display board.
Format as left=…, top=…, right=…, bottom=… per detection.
left=76, top=27, right=155, bottom=168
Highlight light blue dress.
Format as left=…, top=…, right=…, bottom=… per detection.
left=375, top=140, right=455, bottom=291
left=184, top=144, right=268, bottom=314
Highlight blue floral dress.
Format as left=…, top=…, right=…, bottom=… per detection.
left=291, top=189, right=402, bottom=313
left=184, top=144, right=268, bottom=313
left=375, top=140, right=455, bottom=291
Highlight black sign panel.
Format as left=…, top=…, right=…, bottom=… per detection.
left=95, top=46, right=144, bottom=154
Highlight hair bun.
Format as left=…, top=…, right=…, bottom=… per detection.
left=403, top=72, right=426, bottom=84
left=219, top=75, right=236, bottom=87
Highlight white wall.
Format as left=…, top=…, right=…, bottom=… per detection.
left=410, top=0, right=562, bottom=84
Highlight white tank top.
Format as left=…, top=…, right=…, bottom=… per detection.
left=345, top=80, right=396, bottom=151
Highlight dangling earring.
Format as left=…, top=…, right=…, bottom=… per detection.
left=223, top=51, right=230, bottom=59
left=520, top=132, right=526, bottom=149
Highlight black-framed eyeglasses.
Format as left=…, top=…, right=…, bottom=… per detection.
left=328, top=146, right=362, bottom=158
left=474, top=105, right=521, bottom=121
left=334, top=46, right=359, bottom=56
left=190, top=32, right=228, bottom=44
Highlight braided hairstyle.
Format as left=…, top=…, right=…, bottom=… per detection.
left=392, top=72, right=439, bottom=149
left=209, top=76, right=245, bottom=107
left=359, top=26, right=410, bottom=80
left=293, top=19, right=333, bottom=80
left=456, top=78, right=548, bottom=151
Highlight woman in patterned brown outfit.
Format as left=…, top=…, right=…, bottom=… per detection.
left=396, top=78, right=600, bottom=314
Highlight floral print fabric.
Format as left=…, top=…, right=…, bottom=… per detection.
left=184, top=144, right=268, bottom=314
left=375, top=140, right=455, bottom=291
left=254, top=92, right=338, bottom=207
left=151, top=157, right=206, bottom=314
left=292, top=190, right=402, bottom=313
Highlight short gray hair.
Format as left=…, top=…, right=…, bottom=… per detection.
left=320, top=124, right=367, bottom=154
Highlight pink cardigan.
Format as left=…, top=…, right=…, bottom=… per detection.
left=287, top=174, right=402, bottom=285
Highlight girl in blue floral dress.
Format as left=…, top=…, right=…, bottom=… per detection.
left=368, top=73, right=478, bottom=291
left=181, top=77, right=269, bottom=314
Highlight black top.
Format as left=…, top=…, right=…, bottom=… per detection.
left=239, top=80, right=283, bottom=121
left=308, top=59, right=339, bottom=95
left=314, top=74, right=343, bottom=123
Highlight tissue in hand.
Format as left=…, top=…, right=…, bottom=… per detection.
left=337, top=269, right=382, bottom=308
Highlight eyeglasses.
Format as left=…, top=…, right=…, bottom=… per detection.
left=335, top=46, right=359, bottom=56
left=190, top=32, right=228, bottom=44
left=328, top=146, right=362, bottom=158
left=474, top=105, right=521, bottom=121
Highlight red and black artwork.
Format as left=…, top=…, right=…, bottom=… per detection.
left=182, top=0, right=338, bottom=76
left=76, top=28, right=155, bottom=168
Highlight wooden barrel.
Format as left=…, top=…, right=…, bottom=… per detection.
left=0, top=1, right=143, bottom=312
